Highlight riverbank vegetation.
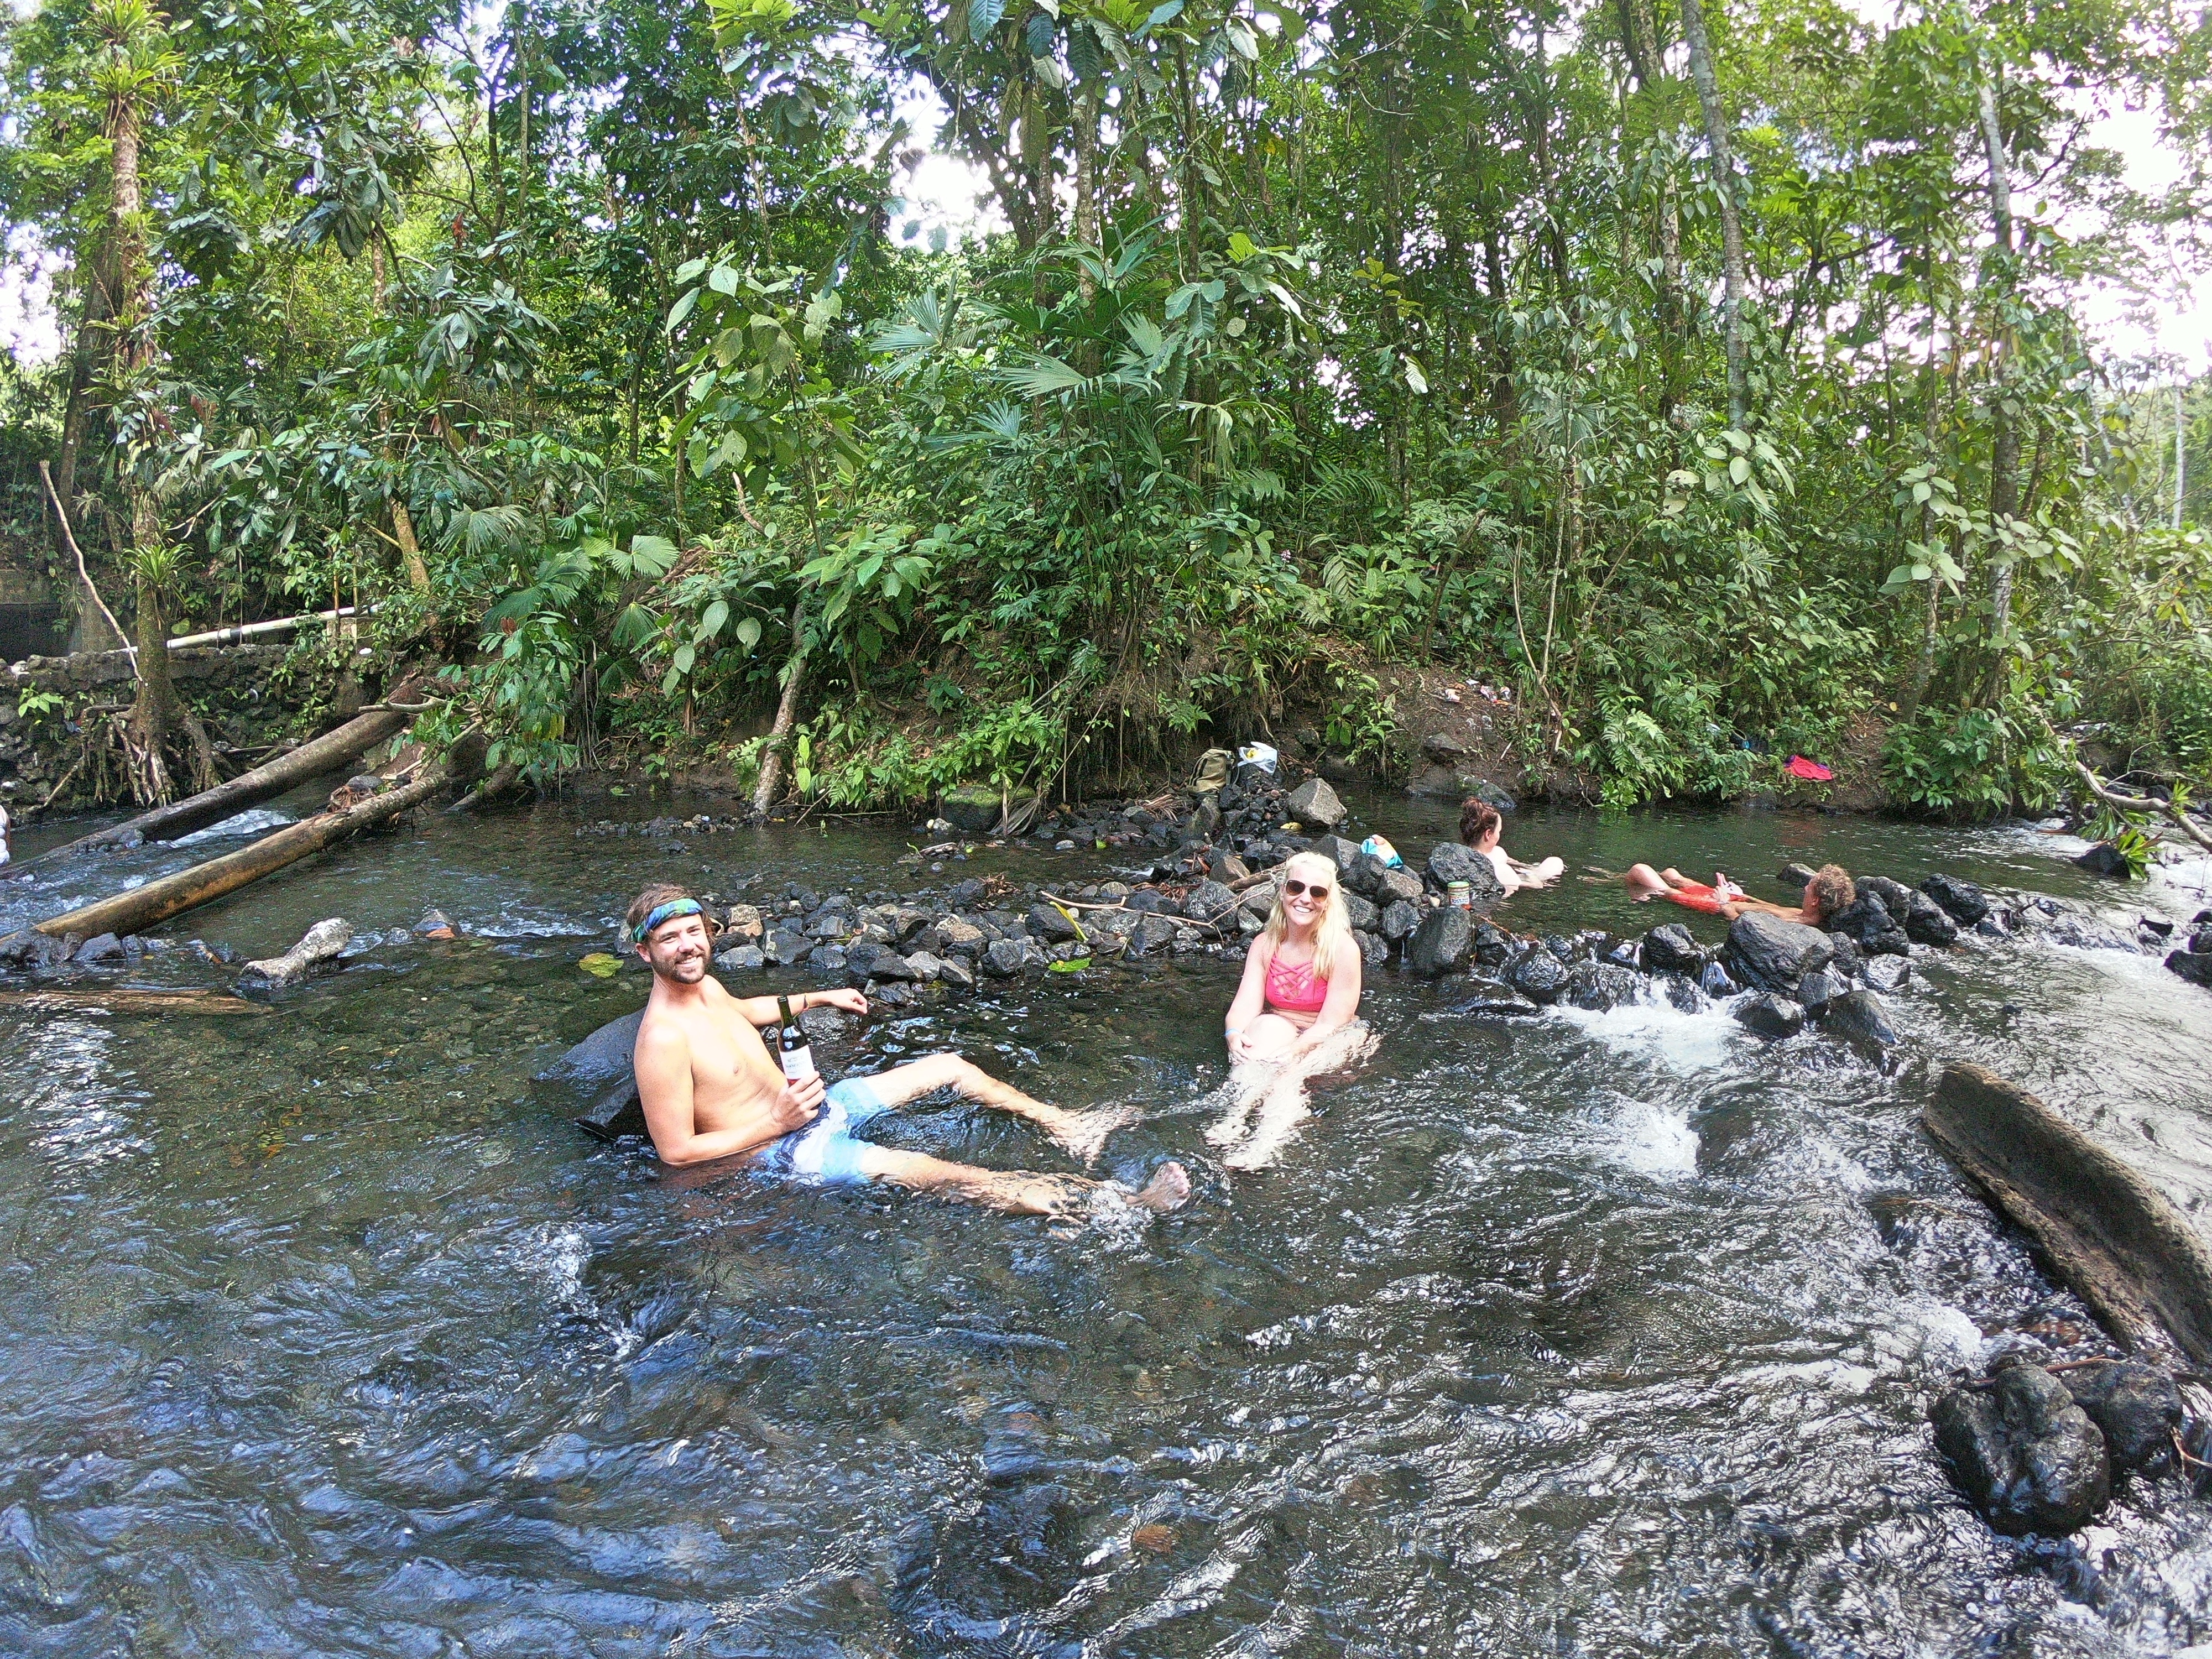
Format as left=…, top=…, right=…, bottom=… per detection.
left=2, top=0, right=2208, bottom=817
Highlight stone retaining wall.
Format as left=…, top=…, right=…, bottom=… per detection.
left=1, top=643, right=338, bottom=810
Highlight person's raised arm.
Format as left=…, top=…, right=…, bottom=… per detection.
left=729, top=985, right=870, bottom=1027
left=1223, top=937, right=1270, bottom=1061
left=1292, top=940, right=1364, bottom=1055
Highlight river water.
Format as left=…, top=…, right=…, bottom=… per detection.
left=3, top=784, right=2211, bottom=1657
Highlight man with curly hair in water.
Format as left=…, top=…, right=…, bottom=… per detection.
left=624, top=884, right=1189, bottom=1218
left=1621, top=860, right=1855, bottom=926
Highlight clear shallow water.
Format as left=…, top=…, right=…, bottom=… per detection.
left=3, top=786, right=2212, bottom=1656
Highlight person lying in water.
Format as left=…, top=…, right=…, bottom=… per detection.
left=1460, top=800, right=1562, bottom=892
left=1209, top=852, right=1376, bottom=1169
left=624, top=884, right=1188, bottom=1217
left=1622, top=860, right=1854, bottom=926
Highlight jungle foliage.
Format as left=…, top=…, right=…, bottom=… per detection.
left=2, top=0, right=2209, bottom=813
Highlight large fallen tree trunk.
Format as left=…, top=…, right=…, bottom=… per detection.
left=33, top=764, right=448, bottom=942
left=11, top=679, right=424, bottom=875
left=1924, top=1062, right=2212, bottom=1367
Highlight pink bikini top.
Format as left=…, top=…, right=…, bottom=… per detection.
left=1264, top=949, right=1329, bottom=1015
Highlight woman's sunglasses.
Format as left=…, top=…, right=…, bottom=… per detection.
left=1282, top=879, right=1331, bottom=900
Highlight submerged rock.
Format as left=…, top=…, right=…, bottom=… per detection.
left=1932, top=1359, right=2111, bottom=1535
left=1822, top=988, right=1898, bottom=1048
left=2062, top=1360, right=2183, bottom=1474
left=1921, top=873, right=1992, bottom=926
left=1698, top=958, right=1740, bottom=999
left=1733, top=992, right=1805, bottom=1039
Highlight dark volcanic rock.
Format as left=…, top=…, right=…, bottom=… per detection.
left=845, top=940, right=917, bottom=982
left=1824, top=932, right=1864, bottom=980
left=1407, top=907, right=1473, bottom=977
left=547, top=1010, right=649, bottom=1140
left=1794, top=966, right=1846, bottom=1013
left=1725, top=911, right=1835, bottom=992
left=981, top=938, right=1028, bottom=978
left=1657, top=973, right=1704, bottom=1013
left=1311, top=834, right=1363, bottom=880
left=1698, top=959, right=1740, bottom=999
left=1182, top=880, right=1239, bottom=925
left=1777, top=862, right=1817, bottom=890
left=1641, top=922, right=1704, bottom=974
left=1858, top=875, right=1918, bottom=919
left=1932, top=1360, right=2111, bottom=1535
left=0, top=928, right=75, bottom=968
left=1471, top=920, right=1512, bottom=967
left=1286, top=777, right=1347, bottom=831
left=1343, top=892, right=1381, bottom=933
left=1733, top=993, right=1805, bottom=1039
left=1821, top=988, right=1898, bottom=1048
left=2072, top=841, right=2132, bottom=878
left=1028, top=902, right=1082, bottom=943
left=2167, top=950, right=2212, bottom=990
left=1425, top=841, right=1506, bottom=908
left=1344, top=852, right=1392, bottom=899
left=2063, top=1361, right=2183, bottom=1474
left=1380, top=899, right=1421, bottom=943
left=1378, top=866, right=1426, bottom=907
left=1566, top=962, right=1643, bottom=1012
left=1355, top=929, right=1389, bottom=967
left=1826, top=893, right=1910, bottom=956
left=1921, top=874, right=1992, bottom=926
left=1506, top=947, right=1568, bottom=1005
left=1899, top=889, right=1959, bottom=947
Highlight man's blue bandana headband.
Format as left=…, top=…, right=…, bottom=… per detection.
left=632, top=897, right=702, bottom=944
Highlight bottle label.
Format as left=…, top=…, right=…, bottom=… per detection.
left=780, top=1044, right=817, bottom=1082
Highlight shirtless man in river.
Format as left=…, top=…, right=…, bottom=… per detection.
left=625, top=884, right=1190, bottom=1217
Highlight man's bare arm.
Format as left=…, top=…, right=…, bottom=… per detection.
left=729, top=985, right=870, bottom=1026
left=634, top=1022, right=785, bottom=1166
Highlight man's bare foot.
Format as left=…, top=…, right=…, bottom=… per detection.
left=1053, top=1103, right=1138, bottom=1166
left=1124, top=1161, right=1191, bottom=1213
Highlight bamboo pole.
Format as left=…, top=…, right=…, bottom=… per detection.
left=34, top=765, right=447, bottom=941
left=11, top=678, right=423, bottom=875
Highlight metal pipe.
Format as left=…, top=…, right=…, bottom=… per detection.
left=164, top=606, right=364, bottom=651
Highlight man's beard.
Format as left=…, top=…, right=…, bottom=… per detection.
left=653, top=952, right=707, bottom=983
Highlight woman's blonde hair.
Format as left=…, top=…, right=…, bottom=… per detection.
left=1262, top=851, right=1356, bottom=982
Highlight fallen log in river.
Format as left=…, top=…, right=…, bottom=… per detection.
left=1923, top=1062, right=2212, bottom=1367
left=30, top=765, right=448, bottom=942
left=9, top=675, right=425, bottom=876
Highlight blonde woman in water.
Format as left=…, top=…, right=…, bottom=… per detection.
left=1209, top=850, right=1375, bottom=1169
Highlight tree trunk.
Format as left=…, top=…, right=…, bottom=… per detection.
left=391, top=492, right=431, bottom=590
left=36, top=763, right=450, bottom=942
left=1978, top=54, right=2021, bottom=702
left=749, top=597, right=810, bottom=816
left=1680, top=0, right=1748, bottom=427
left=103, top=25, right=174, bottom=801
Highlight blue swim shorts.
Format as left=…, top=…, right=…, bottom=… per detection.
left=752, top=1077, right=893, bottom=1186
